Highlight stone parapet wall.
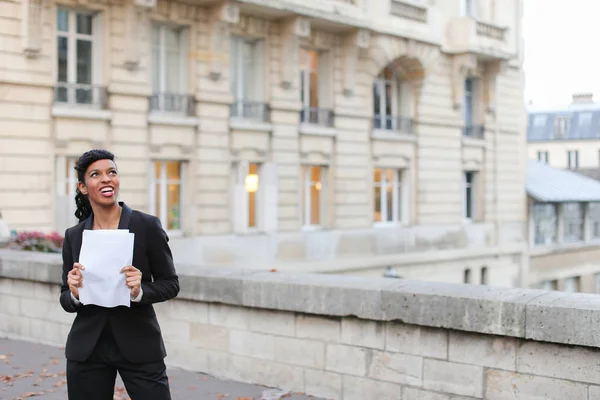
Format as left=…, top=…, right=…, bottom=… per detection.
left=2, top=250, right=597, bottom=399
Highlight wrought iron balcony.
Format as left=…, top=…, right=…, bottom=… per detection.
left=373, top=115, right=414, bottom=133
left=300, top=107, right=335, bottom=127
left=230, top=101, right=270, bottom=122
left=149, top=93, right=196, bottom=116
left=463, top=124, right=485, bottom=139
left=54, top=83, right=107, bottom=108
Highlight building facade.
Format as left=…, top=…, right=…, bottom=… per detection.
left=527, top=160, right=600, bottom=293
left=528, top=93, right=600, bottom=170
left=0, top=0, right=527, bottom=285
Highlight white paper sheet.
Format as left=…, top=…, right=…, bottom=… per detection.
left=78, top=229, right=135, bottom=308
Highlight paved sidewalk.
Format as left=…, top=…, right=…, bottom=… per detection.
left=0, top=339, right=322, bottom=400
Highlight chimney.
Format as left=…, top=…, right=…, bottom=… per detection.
left=572, top=92, right=594, bottom=104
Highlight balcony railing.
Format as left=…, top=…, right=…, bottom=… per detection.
left=149, top=93, right=196, bottom=116
left=463, top=125, right=485, bottom=139
left=230, top=101, right=270, bottom=122
left=476, top=21, right=507, bottom=41
left=54, top=83, right=107, bottom=108
left=390, top=0, right=427, bottom=23
left=373, top=115, right=414, bottom=133
left=300, top=107, right=334, bottom=127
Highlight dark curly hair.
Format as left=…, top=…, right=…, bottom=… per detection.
left=74, top=149, right=116, bottom=222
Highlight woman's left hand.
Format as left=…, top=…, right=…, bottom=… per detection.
left=121, top=265, right=142, bottom=298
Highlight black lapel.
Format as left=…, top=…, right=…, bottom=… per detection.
left=118, top=202, right=132, bottom=230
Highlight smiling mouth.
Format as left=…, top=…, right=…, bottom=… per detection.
left=100, top=187, right=114, bottom=197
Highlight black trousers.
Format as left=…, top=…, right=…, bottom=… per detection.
left=66, top=326, right=171, bottom=400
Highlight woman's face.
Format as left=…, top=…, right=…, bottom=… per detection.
left=78, top=159, right=120, bottom=208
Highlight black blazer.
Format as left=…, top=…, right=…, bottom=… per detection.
left=59, top=202, right=180, bottom=363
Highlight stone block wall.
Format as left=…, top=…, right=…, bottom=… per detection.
left=5, top=250, right=597, bottom=399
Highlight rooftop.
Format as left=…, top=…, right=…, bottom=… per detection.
left=526, top=160, right=600, bottom=203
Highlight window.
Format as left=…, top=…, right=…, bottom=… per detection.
left=589, top=203, right=600, bottom=238
left=300, top=49, right=332, bottom=126
left=302, top=165, right=326, bottom=227
left=373, top=168, right=403, bottom=223
left=460, top=0, right=476, bottom=17
left=463, top=78, right=482, bottom=138
left=563, top=276, right=580, bottom=293
left=151, top=24, right=189, bottom=113
left=463, top=172, right=475, bottom=221
left=532, top=203, right=557, bottom=246
left=595, top=273, right=600, bottom=293
left=150, top=161, right=183, bottom=232
left=55, top=157, right=79, bottom=232
left=481, top=267, right=488, bottom=285
left=373, top=67, right=411, bottom=132
left=232, top=161, right=278, bottom=233
left=563, top=203, right=584, bottom=243
left=464, top=269, right=471, bottom=283
left=540, top=280, right=558, bottom=291
left=230, top=36, right=266, bottom=120
left=56, top=8, right=101, bottom=106
left=553, top=116, right=570, bottom=139
left=537, top=151, right=549, bottom=164
left=567, top=150, right=579, bottom=169
left=579, top=112, right=593, bottom=131
left=533, top=115, right=547, bottom=127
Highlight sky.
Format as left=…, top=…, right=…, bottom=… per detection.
left=523, top=0, right=600, bottom=108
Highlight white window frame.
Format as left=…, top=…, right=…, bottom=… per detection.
left=149, top=160, right=184, bottom=235
left=537, top=151, right=549, bottom=164
left=554, top=116, right=570, bottom=139
left=463, top=171, right=475, bottom=222
left=567, top=150, right=579, bottom=169
left=55, top=156, right=79, bottom=230
left=230, top=36, right=265, bottom=118
left=460, top=0, right=476, bottom=17
left=299, top=48, right=332, bottom=125
left=56, top=7, right=102, bottom=106
left=151, top=22, right=188, bottom=112
left=562, top=202, right=584, bottom=243
left=563, top=276, right=580, bottom=293
left=373, top=168, right=403, bottom=225
left=532, top=203, right=558, bottom=247
left=301, top=165, right=327, bottom=229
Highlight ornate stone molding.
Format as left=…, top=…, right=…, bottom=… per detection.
left=279, top=17, right=310, bottom=90
left=342, top=29, right=370, bottom=97
left=451, top=53, right=478, bottom=110
left=207, top=1, right=240, bottom=81
left=482, top=59, right=509, bottom=115
left=300, top=151, right=331, bottom=161
left=21, top=0, right=45, bottom=58
left=236, top=14, right=270, bottom=37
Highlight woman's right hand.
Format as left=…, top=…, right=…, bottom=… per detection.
left=68, top=263, right=85, bottom=299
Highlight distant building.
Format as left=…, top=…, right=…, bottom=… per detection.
left=527, top=160, right=600, bottom=293
left=1, top=0, right=527, bottom=285
left=528, top=93, right=600, bottom=170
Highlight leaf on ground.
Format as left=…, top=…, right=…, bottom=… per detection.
left=54, top=379, right=67, bottom=387
left=0, top=355, right=7, bottom=360
left=187, top=385, right=197, bottom=390
left=18, top=392, right=44, bottom=398
left=50, top=359, right=59, bottom=365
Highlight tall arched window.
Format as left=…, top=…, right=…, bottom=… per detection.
left=373, top=67, right=412, bottom=132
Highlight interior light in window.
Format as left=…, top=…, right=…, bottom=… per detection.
left=245, top=173, right=258, bottom=193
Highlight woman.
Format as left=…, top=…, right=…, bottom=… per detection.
left=59, top=149, right=180, bottom=400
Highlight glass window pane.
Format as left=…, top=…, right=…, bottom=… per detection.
left=396, top=171, right=402, bottom=222
left=154, top=183, right=161, bottom=217
left=374, top=185, right=381, bottom=222
left=57, top=37, right=68, bottom=83
left=465, top=187, right=472, bottom=219
left=242, top=40, right=255, bottom=101
left=310, top=181, right=320, bottom=225
left=373, top=82, right=381, bottom=128
left=57, top=9, right=69, bottom=32
left=152, top=25, right=161, bottom=93
left=154, top=162, right=161, bottom=181
left=385, top=182, right=393, bottom=222
left=76, top=40, right=92, bottom=84
left=246, top=163, right=258, bottom=228
left=166, top=161, right=180, bottom=181
left=301, top=166, right=307, bottom=224
left=167, top=183, right=180, bottom=230
left=76, top=13, right=93, bottom=35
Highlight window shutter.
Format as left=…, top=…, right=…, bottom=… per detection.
left=233, top=161, right=249, bottom=234
left=261, top=162, right=278, bottom=233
